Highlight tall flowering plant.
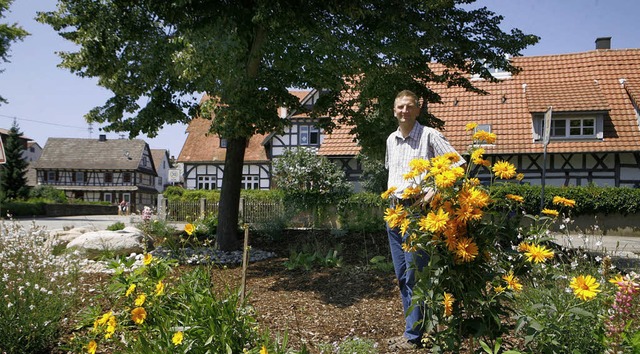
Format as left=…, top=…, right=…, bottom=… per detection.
left=381, top=123, right=554, bottom=351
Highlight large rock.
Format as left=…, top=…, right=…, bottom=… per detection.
left=66, top=227, right=150, bottom=258
left=50, top=226, right=98, bottom=244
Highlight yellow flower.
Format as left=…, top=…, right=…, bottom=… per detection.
left=466, top=177, right=480, bottom=186
left=434, top=170, right=458, bottom=188
left=260, top=345, right=269, bottom=354
left=471, top=148, right=485, bottom=164
left=384, top=205, right=408, bottom=229
left=494, top=285, right=506, bottom=294
left=454, top=237, right=479, bottom=263
left=443, top=292, right=455, bottom=316
left=143, top=253, right=153, bottom=265
left=492, top=160, right=517, bottom=179
left=465, top=122, right=478, bottom=131
left=524, top=244, right=554, bottom=263
left=443, top=152, right=461, bottom=164
left=155, top=280, right=165, bottom=296
left=125, top=283, right=136, bottom=297
left=608, top=274, right=624, bottom=287
left=419, top=208, right=449, bottom=233
left=517, top=242, right=531, bottom=252
left=503, top=271, right=523, bottom=292
left=403, top=169, right=420, bottom=180
left=131, top=307, right=147, bottom=324
left=570, top=275, right=601, bottom=301
left=399, top=218, right=411, bottom=237
left=87, top=340, right=97, bottom=354
left=401, top=185, right=422, bottom=199
left=105, top=317, right=116, bottom=339
left=505, top=194, right=524, bottom=203
left=472, top=130, right=497, bottom=144
left=516, top=173, right=525, bottom=181
left=381, top=186, right=398, bottom=199
left=553, top=196, right=576, bottom=208
left=134, top=293, right=146, bottom=307
left=402, top=233, right=418, bottom=253
left=184, top=223, right=195, bottom=235
left=172, top=331, right=184, bottom=345
left=409, top=158, right=430, bottom=174
left=541, top=208, right=559, bottom=217
left=94, top=310, right=113, bottom=330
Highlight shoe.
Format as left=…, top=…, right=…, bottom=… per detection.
left=388, top=339, right=421, bottom=350
left=386, top=335, right=406, bottom=345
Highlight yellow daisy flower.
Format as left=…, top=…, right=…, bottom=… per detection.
left=131, top=307, right=147, bottom=325
left=87, top=340, right=97, bottom=354
left=134, top=293, right=146, bottom=307
left=465, top=122, right=478, bottom=131
left=492, top=160, right=517, bottom=179
left=552, top=196, right=576, bottom=208
left=541, top=208, right=559, bottom=217
left=505, top=194, right=524, bottom=203
left=155, top=280, right=165, bottom=296
left=524, top=244, right=554, bottom=263
left=419, top=208, right=450, bottom=233
left=381, top=186, right=398, bottom=199
left=454, top=237, right=479, bottom=263
left=443, top=292, right=455, bottom=316
left=172, top=331, right=184, bottom=345
left=143, top=253, right=153, bottom=265
left=503, top=271, right=523, bottom=292
left=125, top=283, right=136, bottom=297
left=570, top=275, right=601, bottom=301
left=184, top=223, right=195, bottom=235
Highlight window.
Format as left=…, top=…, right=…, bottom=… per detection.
left=299, top=125, right=320, bottom=146
left=104, top=172, right=113, bottom=183
left=550, top=118, right=596, bottom=138
left=157, top=176, right=163, bottom=186
left=123, top=172, right=132, bottom=183
left=142, top=156, right=148, bottom=166
left=197, top=175, right=216, bottom=190
left=220, top=138, right=227, bottom=148
left=241, top=175, right=260, bottom=190
left=74, top=172, right=84, bottom=183
left=104, top=193, right=113, bottom=203
left=47, top=171, right=57, bottom=182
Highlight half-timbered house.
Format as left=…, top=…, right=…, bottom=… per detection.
left=178, top=90, right=363, bottom=191
left=33, top=135, right=158, bottom=210
left=429, top=40, right=640, bottom=187
left=178, top=41, right=640, bottom=190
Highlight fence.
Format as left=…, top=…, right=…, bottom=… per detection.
left=164, top=198, right=282, bottom=224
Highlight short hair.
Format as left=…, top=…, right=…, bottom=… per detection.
left=395, top=90, right=419, bottom=105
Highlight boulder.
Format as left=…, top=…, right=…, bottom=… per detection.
left=66, top=227, right=150, bottom=258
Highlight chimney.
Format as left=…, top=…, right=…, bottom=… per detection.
left=99, top=134, right=107, bottom=142
left=595, top=37, right=611, bottom=50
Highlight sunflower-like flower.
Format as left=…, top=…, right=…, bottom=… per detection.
left=143, top=253, right=153, bottom=266
left=541, top=208, right=559, bottom=217
left=401, top=185, right=422, bottom=199
left=409, top=158, right=431, bottom=174
left=131, top=307, right=147, bottom=325
left=155, top=280, right=165, bottom=296
left=134, top=293, right=146, bottom=307
left=87, top=340, right=97, bottom=354
left=492, top=160, right=517, bottom=179
left=443, top=292, right=455, bottom=316
left=381, top=186, right=398, bottom=199
left=517, top=242, right=531, bottom=252
left=402, top=233, right=419, bottom=252
left=184, top=223, right=195, bottom=236
left=435, top=170, right=458, bottom=188
left=403, top=169, right=420, bottom=180
left=570, top=275, right=601, bottom=301
left=506, top=194, right=524, bottom=203
left=419, top=208, right=450, bottom=233
left=384, top=205, right=408, bottom=229
left=552, top=196, right=576, bottom=208
left=172, top=331, right=184, bottom=346
left=471, top=148, right=485, bottom=164
left=125, top=283, right=136, bottom=297
left=608, top=274, right=625, bottom=288
left=524, top=244, right=554, bottom=263
left=473, top=130, right=497, bottom=144
left=465, top=122, right=478, bottom=131
left=503, top=271, right=523, bottom=292
left=454, top=237, right=479, bottom=263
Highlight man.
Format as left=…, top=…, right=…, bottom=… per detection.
left=385, top=90, right=463, bottom=350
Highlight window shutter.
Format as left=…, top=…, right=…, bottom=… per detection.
left=596, top=115, right=604, bottom=139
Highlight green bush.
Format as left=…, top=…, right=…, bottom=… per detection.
left=28, top=185, right=68, bottom=203
left=106, top=221, right=125, bottom=231
left=1, top=200, right=46, bottom=217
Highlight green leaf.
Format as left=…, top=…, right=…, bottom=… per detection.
left=568, top=307, right=594, bottom=317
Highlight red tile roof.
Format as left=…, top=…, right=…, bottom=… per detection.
left=429, top=49, right=640, bottom=155
left=317, top=123, right=361, bottom=156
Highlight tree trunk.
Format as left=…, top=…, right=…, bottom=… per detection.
left=216, top=137, right=247, bottom=251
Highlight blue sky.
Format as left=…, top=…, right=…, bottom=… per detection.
left=0, top=0, right=638, bottom=158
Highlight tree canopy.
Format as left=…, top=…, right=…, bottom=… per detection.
left=0, top=122, right=29, bottom=201
left=0, top=0, right=29, bottom=105
left=39, top=0, right=538, bottom=250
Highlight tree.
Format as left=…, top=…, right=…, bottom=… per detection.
left=0, top=0, right=29, bottom=105
left=0, top=122, right=29, bottom=200
left=38, top=0, right=537, bottom=250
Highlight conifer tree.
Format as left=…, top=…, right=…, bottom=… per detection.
left=0, top=122, right=29, bottom=200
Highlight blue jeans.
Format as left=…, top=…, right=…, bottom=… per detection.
left=387, top=223, right=429, bottom=342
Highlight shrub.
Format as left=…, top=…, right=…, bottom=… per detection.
left=28, top=185, right=68, bottom=203
left=106, top=221, right=125, bottom=231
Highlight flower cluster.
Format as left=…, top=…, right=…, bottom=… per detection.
left=380, top=123, right=590, bottom=350
left=605, top=272, right=640, bottom=352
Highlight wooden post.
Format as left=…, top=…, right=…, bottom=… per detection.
left=239, top=224, right=250, bottom=303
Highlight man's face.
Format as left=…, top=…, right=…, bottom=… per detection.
left=393, top=95, right=419, bottom=126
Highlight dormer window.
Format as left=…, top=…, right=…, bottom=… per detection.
left=220, top=138, right=227, bottom=148
left=533, top=113, right=604, bottom=141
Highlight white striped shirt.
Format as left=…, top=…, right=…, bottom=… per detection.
left=385, top=123, right=464, bottom=199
